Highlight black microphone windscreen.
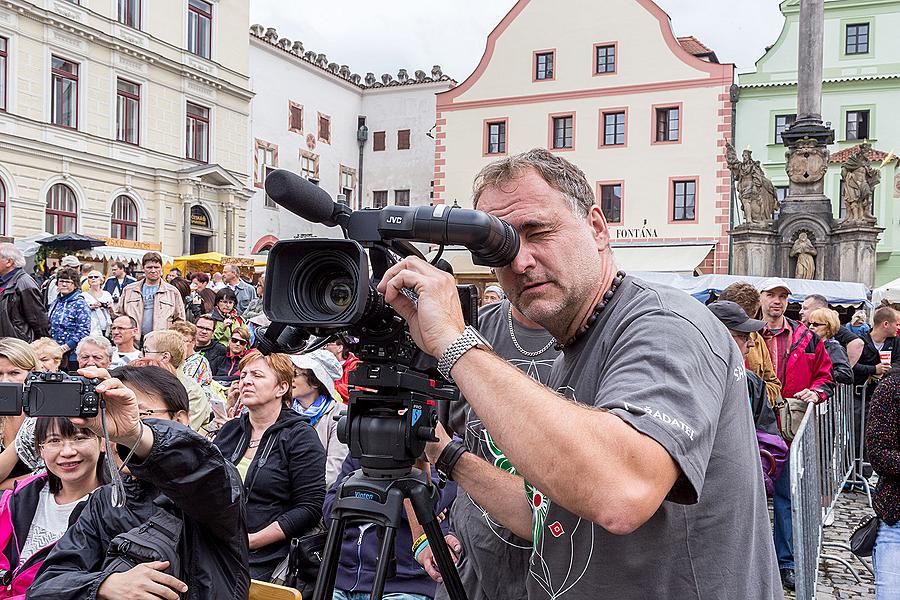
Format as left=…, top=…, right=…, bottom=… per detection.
left=264, top=169, right=336, bottom=225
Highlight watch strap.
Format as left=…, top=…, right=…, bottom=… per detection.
left=437, top=326, right=488, bottom=381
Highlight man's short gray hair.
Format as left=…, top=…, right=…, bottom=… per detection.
left=0, top=243, right=26, bottom=269
left=472, top=148, right=596, bottom=219
left=76, top=335, right=114, bottom=359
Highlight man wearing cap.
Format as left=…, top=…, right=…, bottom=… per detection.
left=758, top=277, right=833, bottom=590
left=289, top=349, right=347, bottom=487
left=481, top=285, right=505, bottom=306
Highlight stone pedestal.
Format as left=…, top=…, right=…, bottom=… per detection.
left=731, top=225, right=779, bottom=277
left=831, top=223, right=883, bottom=288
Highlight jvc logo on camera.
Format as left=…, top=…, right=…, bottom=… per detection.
left=386, top=216, right=403, bottom=224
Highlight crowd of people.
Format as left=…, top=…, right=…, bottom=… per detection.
left=0, top=146, right=897, bottom=599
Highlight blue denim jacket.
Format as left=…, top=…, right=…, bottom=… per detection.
left=49, top=290, right=92, bottom=351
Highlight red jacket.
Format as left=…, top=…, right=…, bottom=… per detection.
left=0, top=473, right=55, bottom=599
left=335, top=354, right=362, bottom=402
left=767, top=318, right=834, bottom=401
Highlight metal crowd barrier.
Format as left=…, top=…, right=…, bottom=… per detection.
left=791, top=384, right=873, bottom=600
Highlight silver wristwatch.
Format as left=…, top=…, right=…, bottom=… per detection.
left=437, top=326, right=493, bottom=381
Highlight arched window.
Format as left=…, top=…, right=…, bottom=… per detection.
left=46, top=183, right=77, bottom=234
left=0, top=180, right=6, bottom=236
left=111, top=195, right=138, bottom=240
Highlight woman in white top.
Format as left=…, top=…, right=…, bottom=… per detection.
left=82, top=270, right=114, bottom=338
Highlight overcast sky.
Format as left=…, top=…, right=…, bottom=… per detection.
left=249, top=1, right=787, bottom=81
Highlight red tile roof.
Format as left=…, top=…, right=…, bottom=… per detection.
left=829, top=144, right=897, bottom=164
left=677, top=36, right=719, bottom=63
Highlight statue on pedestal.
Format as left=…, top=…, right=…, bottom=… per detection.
left=790, top=231, right=817, bottom=279
left=841, top=143, right=880, bottom=225
left=726, top=143, right=779, bottom=224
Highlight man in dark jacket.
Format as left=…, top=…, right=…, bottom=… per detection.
left=195, top=314, right=227, bottom=365
left=0, top=243, right=51, bottom=342
left=325, top=456, right=456, bottom=599
left=28, top=364, right=249, bottom=600
left=102, top=261, right=136, bottom=304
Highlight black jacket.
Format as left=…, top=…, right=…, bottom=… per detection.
left=210, top=352, right=242, bottom=379
left=28, top=419, right=249, bottom=600
left=197, top=340, right=227, bottom=366
left=823, top=338, right=854, bottom=385
left=0, top=269, right=51, bottom=342
left=213, top=407, right=325, bottom=580
left=852, top=332, right=900, bottom=387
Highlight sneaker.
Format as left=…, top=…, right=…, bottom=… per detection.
left=780, top=568, right=796, bottom=591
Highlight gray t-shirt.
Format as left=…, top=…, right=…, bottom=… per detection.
left=525, top=276, right=782, bottom=600
left=141, top=283, right=159, bottom=337
left=439, top=300, right=559, bottom=600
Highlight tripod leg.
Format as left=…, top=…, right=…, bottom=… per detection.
left=370, top=525, right=397, bottom=600
left=311, top=517, right=347, bottom=600
left=422, top=517, right=468, bottom=600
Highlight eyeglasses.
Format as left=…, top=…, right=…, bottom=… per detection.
left=138, top=408, right=174, bottom=418
left=87, top=275, right=102, bottom=279
left=111, top=326, right=135, bottom=332
left=196, top=325, right=214, bottom=332
left=808, top=322, right=827, bottom=328
left=39, top=434, right=96, bottom=451
left=142, top=349, right=164, bottom=356
left=57, top=280, right=76, bottom=285
left=230, top=337, right=248, bottom=346
left=219, top=300, right=235, bottom=305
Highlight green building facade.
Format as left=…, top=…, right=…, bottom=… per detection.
left=736, top=0, right=900, bottom=285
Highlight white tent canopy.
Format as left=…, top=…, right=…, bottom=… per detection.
left=873, top=276, right=900, bottom=305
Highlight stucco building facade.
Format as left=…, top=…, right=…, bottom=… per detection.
left=247, top=26, right=453, bottom=253
left=0, top=0, right=253, bottom=259
left=736, top=0, right=900, bottom=285
left=435, top=0, right=735, bottom=275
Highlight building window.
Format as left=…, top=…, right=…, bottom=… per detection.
left=340, top=166, right=356, bottom=207
left=672, top=179, right=697, bottom=222
left=534, top=51, right=554, bottom=81
left=774, top=114, right=796, bottom=144
left=655, top=106, right=680, bottom=142
left=373, top=190, right=388, bottom=209
left=254, top=139, right=277, bottom=204
left=318, top=113, right=331, bottom=143
left=51, top=56, right=78, bottom=128
left=263, top=166, right=278, bottom=207
left=187, top=0, right=212, bottom=59
left=288, top=101, right=303, bottom=133
left=0, top=181, right=5, bottom=235
left=0, top=37, right=7, bottom=112
left=46, top=183, right=78, bottom=234
left=116, top=79, right=140, bottom=145
left=595, top=44, right=616, bottom=74
left=395, top=189, right=410, bottom=206
left=118, top=0, right=140, bottom=29
left=602, top=111, right=626, bottom=146
left=599, top=183, right=622, bottom=224
left=398, top=129, right=410, bottom=150
left=186, top=102, right=209, bottom=162
left=373, top=131, right=386, bottom=151
left=846, top=110, right=869, bottom=141
left=485, top=120, right=506, bottom=154
left=300, top=151, right=319, bottom=183
left=551, top=114, right=574, bottom=149
left=846, top=23, right=869, bottom=55
left=111, top=195, right=138, bottom=240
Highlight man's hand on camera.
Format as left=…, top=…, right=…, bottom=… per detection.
left=377, top=257, right=466, bottom=359
left=97, top=561, right=188, bottom=600
left=425, top=421, right=453, bottom=465
left=74, top=367, right=142, bottom=447
left=416, top=533, right=462, bottom=583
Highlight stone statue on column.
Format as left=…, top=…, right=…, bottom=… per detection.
left=790, top=231, right=817, bottom=279
left=726, top=142, right=779, bottom=223
left=841, top=143, right=880, bottom=225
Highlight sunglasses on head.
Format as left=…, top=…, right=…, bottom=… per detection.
left=230, top=337, right=248, bottom=346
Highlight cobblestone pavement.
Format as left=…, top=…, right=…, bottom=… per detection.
left=784, top=488, right=875, bottom=600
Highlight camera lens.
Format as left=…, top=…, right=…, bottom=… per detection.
left=323, top=279, right=354, bottom=313
left=291, top=251, right=361, bottom=324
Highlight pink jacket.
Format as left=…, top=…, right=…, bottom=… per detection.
left=0, top=473, right=57, bottom=598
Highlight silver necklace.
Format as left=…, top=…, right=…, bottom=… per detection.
left=507, top=305, right=556, bottom=357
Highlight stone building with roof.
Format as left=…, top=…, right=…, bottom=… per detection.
left=247, top=25, right=454, bottom=252
left=736, top=0, right=900, bottom=285
left=434, top=0, right=735, bottom=276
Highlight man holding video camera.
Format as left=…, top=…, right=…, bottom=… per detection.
left=377, top=149, right=782, bottom=599
left=27, top=364, right=249, bottom=600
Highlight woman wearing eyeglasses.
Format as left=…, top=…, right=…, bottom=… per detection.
left=81, top=270, right=114, bottom=338
left=0, top=416, right=106, bottom=598
left=48, top=267, right=92, bottom=371
left=210, top=326, right=250, bottom=381
left=806, top=307, right=854, bottom=385
left=210, top=288, right=244, bottom=346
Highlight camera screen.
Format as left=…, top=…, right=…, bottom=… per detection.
left=26, top=382, right=84, bottom=417
left=0, top=383, right=23, bottom=416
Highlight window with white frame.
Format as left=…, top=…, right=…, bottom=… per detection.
left=51, top=56, right=78, bottom=128
left=118, top=0, right=140, bottom=29
left=300, top=151, right=319, bottom=184
left=111, top=195, right=139, bottom=240
left=0, top=37, right=7, bottom=112
left=186, top=102, right=209, bottom=162
left=46, top=183, right=78, bottom=234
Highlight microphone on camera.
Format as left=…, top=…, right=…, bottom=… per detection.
left=265, top=169, right=351, bottom=228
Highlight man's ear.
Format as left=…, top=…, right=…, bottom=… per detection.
left=588, top=205, right=610, bottom=252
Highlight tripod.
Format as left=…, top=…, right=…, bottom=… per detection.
left=311, top=468, right=467, bottom=600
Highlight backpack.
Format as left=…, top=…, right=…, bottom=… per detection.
left=756, top=430, right=789, bottom=496
left=102, top=503, right=184, bottom=591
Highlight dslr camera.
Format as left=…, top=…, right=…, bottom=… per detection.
left=0, top=372, right=101, bottom=418
left=260, top=169, right=519, bottom=475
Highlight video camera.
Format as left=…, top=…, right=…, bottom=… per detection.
left=259, top=169, right=519, bottom=476
left=0, top=372, right=101, bottom=417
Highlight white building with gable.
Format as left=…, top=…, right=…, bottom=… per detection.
left=247, top=25, right=454, bottom=253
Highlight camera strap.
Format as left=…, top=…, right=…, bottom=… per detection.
left=100, top=403, right=128, bottom=508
